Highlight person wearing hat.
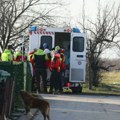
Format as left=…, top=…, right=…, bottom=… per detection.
left=1, top=45, right=13, bottom=62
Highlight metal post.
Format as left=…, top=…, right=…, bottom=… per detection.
left=22, top=34, right=25, bottom=62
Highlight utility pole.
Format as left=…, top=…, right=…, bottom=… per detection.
left=82, top=0, right=85, bottom=32
left=22, top=33, right=25, bottom=62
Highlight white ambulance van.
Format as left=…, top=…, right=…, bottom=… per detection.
left=29, top=26, right=87, bottom=93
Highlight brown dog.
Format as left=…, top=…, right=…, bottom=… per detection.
left=20, top=90, right=50, bottom=120
left=31, top=93, right=44, bottom=99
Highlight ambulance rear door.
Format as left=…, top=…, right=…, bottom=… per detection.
left=70, top=33, right=86, bottom=83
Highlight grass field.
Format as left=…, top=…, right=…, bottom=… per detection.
left=82, top=71, right=120, bottom=95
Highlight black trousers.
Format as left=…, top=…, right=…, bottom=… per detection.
left=34, top=68, right=47, bottom=93
left=50, top=69, right=62, bottom=91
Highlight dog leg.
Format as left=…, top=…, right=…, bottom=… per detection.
left=42, top=112, right=47, bottom=120
left=29, top=111, right=34, bottom=117
left=43, top=112, right=50, bottom=120
left=46, top=108, right=50, bottom=120
left=25, top=106, right=30, bottom=114
left=47, top=114, right=50, bottom=120
left=44, top=116, right=47, bottom=120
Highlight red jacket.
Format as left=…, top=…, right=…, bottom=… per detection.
left=50, top=53, right=61, bottom=72
left=14, top=55, right=27, bottom=62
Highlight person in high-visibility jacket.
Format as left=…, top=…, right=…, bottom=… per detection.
left=14, top=50, right=22, bottom=62
left=1, top=50, right=9, bottom=61
left=32, top=47, right=47, bottom=93
left=14, top=48, right=27, bottom=62
left=28, top=48, right=37, bottom=69
left=1, top=45, right=13, bottom=62
left=28, top=48, right=37, bottom=92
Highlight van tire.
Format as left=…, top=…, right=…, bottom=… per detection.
left=71, top=84, right=82, bottom=94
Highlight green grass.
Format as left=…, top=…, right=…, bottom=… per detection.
left=82, top=71, right=120, bottom=95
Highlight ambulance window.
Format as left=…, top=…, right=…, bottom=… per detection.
left=73, top=37, right=84, bottom=52
left=41, top=36, right=52, bottom=49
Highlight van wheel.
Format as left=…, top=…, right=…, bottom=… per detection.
left=71, top=84, right=82, bottom=94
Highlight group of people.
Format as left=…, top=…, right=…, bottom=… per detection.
left=0, top=45, right=27, bottom=62
left=0, top=43, right=69, bottom=94
left=0, top=45, right=13, bottom=62
left=29, top=43, right=67, bottom=94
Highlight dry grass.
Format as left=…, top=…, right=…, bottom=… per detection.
left=83, top=71, right=120, bottom=95
left=101, top=71, right=120, bottom=84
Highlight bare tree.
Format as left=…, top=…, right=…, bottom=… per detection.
left=0, top=0, right=64, bottom=51
left=80, top=1, right=120, bottom=87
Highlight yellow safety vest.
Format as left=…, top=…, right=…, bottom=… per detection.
left=1, top=52, right=9, bottom=61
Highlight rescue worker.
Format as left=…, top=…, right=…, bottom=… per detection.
left=32, top=46, right=47, bottom=93
left=49, top=47, right=55, bottom=93
left=60, top=48, right=66, bottom=91
left=14, top=49, right=22, bottom=62
left=55, top=46, right=64, bottom=92
left=43, top=43, right=51, bottom=81
left=49, top=45, right=62, bottom=94
left=28, top=48, right=37, bottom=74
left=1, top=45, right=13, bottom=62
left=14, top=47, right=27, bottom=62
left=28, top=48, right=37, bottom=92
left=43, top=43, right=49, bottom=54
left=55, top=45, right=60, bottom=53
left=50, top=52, right=61, bottom=94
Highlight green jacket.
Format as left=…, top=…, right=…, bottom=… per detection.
left=14, top=51, right=22, bottom=60
left=33, top=49, right=48, bottom=60
left=1, top=49, right=13, bottom=61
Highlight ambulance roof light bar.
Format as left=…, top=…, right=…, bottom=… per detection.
left=29, top=26, right=37, bottom=32
left=72, top=28, right=81, bottom=33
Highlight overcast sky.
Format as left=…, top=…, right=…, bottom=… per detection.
left=63, top=0, right=120, bottom=26
left=63, top=0, right=120, bottom=59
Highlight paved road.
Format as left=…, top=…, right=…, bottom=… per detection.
left=19, top=94, right=120, bottom=120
